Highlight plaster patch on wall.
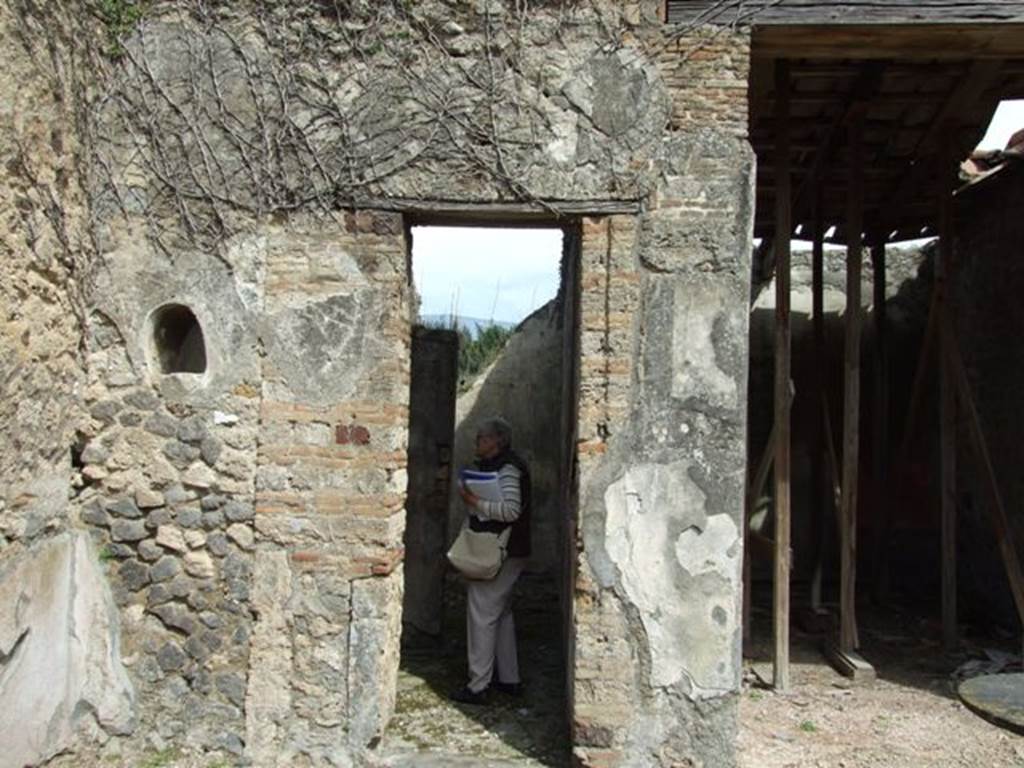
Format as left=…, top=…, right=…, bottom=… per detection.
left=604, top=462, right=739, bottom=697
left=671, top=282, right=739, bottom=410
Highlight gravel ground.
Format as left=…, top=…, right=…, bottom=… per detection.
left=739, top=602, right=1024, bottom=768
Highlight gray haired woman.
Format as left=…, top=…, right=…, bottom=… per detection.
left=451, top=417, right=532, bottom=705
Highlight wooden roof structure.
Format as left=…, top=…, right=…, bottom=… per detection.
left=668, top=1, right=1024, bottom=245
left=663, top=1, right=1024, bottom=694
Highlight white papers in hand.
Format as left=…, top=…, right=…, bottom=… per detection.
left=460, top=469, right=503, bottom=502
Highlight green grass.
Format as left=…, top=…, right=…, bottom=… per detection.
left=137, top=748, right=181, bottom=768
left=799, top=719, right=818, bottom=733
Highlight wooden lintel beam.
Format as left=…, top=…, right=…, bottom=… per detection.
left=752, top=25, right=1024, bottom=61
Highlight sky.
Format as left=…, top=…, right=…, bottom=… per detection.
left=977, top=99, right=1024, bottom=150
left=413, top=103, right=1024, bottom=318
left=411, top=226, right=562, bottom=325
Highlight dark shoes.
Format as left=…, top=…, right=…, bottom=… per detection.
left=491, top=681, right=524, bottom=697
left=449, top=681, right=524, bottom=705
left=450, top=686, right=488, bottom=705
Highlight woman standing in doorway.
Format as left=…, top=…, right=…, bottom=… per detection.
left=451, top=417, right=532, bottom=705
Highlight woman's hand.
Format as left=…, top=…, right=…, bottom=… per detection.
left=458, top=484, right=480, bottom=509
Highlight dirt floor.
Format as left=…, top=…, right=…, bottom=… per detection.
left=739, top=595, right=1024, bottom=768
left=375, top=572, right=570, bottom=767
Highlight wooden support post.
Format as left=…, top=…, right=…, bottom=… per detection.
left=810, top=186, right=827, bottom=613
left=773, top=59, right=793, bottom=692
left=825, top=114, right=875, bottom=681
left=937, top=130, right=958, bottom=652
left=839, top=110, right=864, bottom=655
left=871, top=241, right=889, bottom=605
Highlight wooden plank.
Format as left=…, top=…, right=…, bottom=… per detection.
left=669, top=1, right=1024, bottom=29
left=937, top=131, right=958, bottom=653
left=773, top=59, right=793, bottom=692
left=750, top=24, right=1024, bottom=60
left=943, top=324, right=1024, bottom=647
left=839, top=110, right=864, bottom=655
left=825, top=639, right=877, bottom=683
left=810, top=187, right=827, bottom=613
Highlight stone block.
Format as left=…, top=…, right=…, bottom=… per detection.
left=135, top=489, right=165, bottom=509
left=155, top=525, right=188, bottom=553
left=150, top=555, right=182, bottom=583
left=111, top=519, right=148, bottom=542
left=184, top=551, right=216, bottom=579
left=0, top=533, right=135, bottom=767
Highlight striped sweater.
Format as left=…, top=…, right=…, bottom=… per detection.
left=474, top=464, right=523, bottom=523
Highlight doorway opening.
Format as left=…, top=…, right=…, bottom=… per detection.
left=386, top=220, right=581, bottom=766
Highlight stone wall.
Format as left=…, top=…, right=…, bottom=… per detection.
left=450, top=298, right=569, bottom=577
left=0, top=1, right=757, bottom=766
left=0, top=3, right=137, bottom=766
left=404, top=327, right=458, bottom=639
left=952, top=165, right=1024, bottom=630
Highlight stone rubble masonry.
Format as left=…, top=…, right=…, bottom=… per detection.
left=0, top=1, right=754, bottom=766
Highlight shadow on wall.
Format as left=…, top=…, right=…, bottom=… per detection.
left=448, top=298, right=566, bottom=579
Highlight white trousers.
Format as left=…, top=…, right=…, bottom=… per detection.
left=466, top=557, right=525, bottom=693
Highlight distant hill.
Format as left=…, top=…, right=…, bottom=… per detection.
left=418, top=314, right=516, bottom=339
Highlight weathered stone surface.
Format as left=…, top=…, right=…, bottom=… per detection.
left=156, top=641, right=187, bottom=673
left=119, top=559, right=151, bottom=592
left=145, top=413, right=180, bottom=438
left=181, top=462, right=216, bottom=489
left=0, top=533, right=135, bottom=767
left=135, top=488, right=165, bottom=509
left=111, top=519, right=148, bottom=542
left=155, top=525, right=187, bottom=553
left=226, top=523, right=254, bottom=551
left=138, top=539, right=163, bottom=562
left=175, top=506, right=202, bottom=529
left=151, top=603, right=198, bottom=635
left=0, top=5, right=755, bottom=766
left=81, top=502, right=110, bottom=528
left=124, top=389, right=161, bottom=411
left=178, top=415, right=210, bottom=444
left=349, top=571, right=403, bottom=749
left=208, top=531, right=230, bottom=557
left=604, top=463, right=740, bottom=696
left=150, top=555, right=182, bottom=583
left=163, top=440, right=200, bottom=469
left=246, top=550, right=293, bottom=764
left=107, top=498, right=143, bottom=519
left=81, top=441, right=110, bottom=465
left=184, top=551, right=216, bottom=579
left=223, top=500, right=254, bottom=523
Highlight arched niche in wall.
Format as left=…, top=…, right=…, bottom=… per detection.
left=148, top=303, right=208, bottom=375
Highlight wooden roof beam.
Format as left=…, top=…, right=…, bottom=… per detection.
left=875, top=60, right=1004, bottom=234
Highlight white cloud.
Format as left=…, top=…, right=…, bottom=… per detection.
left=977, top=99, right=1024, bottom=151
left=411, top=226, right=562, bottom=324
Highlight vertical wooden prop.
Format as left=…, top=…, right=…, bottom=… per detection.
left=773, top=59, right=793, bottom=691
left=870, top=242, right=889, bottom=605
left=810, top=187, right=827, bottom=611
left=937, top=131, right=958, bottom=652
left=839, top=111, right=864, bottom=654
